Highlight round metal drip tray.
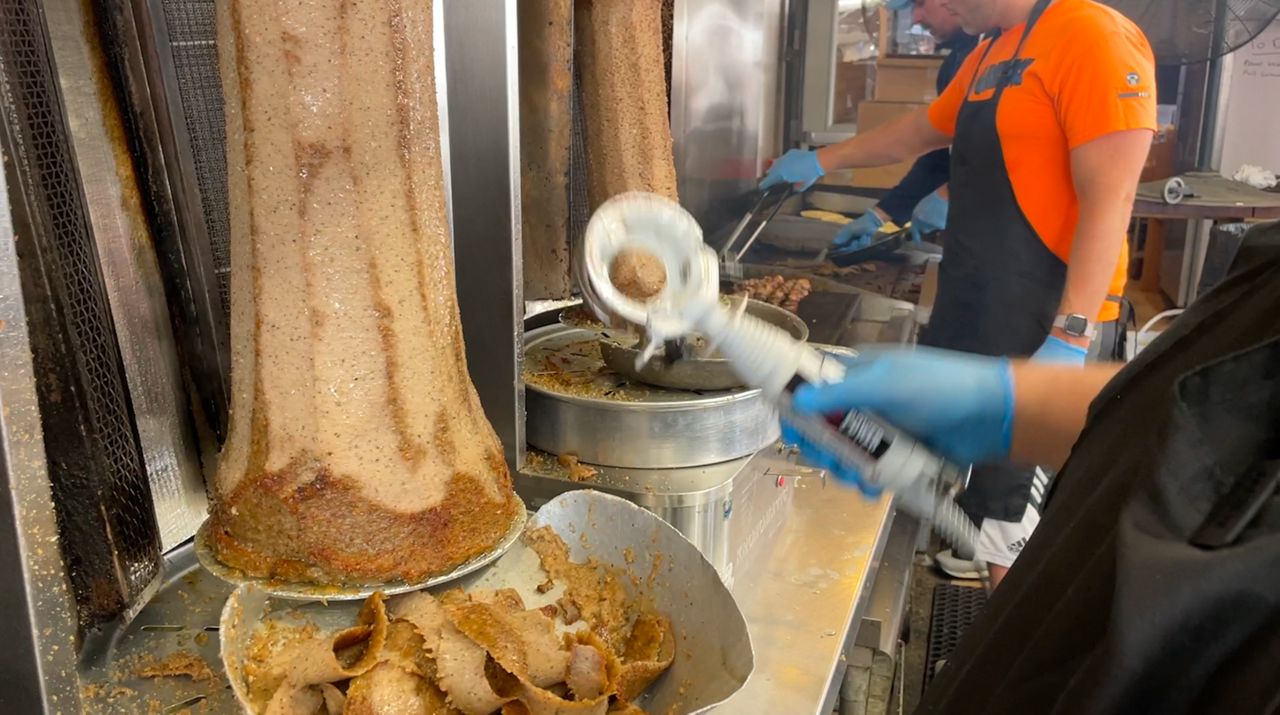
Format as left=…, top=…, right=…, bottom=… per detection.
left=193, top=501, right=527, bottom=601
left=523, top=324, right=778, bottom=468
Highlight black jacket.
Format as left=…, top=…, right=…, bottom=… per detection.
left=918, top=221, right=1280, bottom=714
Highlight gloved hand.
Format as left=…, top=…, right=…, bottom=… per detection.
left=832, top=210, right=885, bottom=250
left=1032, top=335, right=1089, bottom=365
left=908, top=190, right=948, bottom=242
left=781, top=348, right=1015, bottom=494
left=761, top=149, right=825, bottom=191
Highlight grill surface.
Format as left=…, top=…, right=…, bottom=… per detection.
left=0, top=0, right=161, bottom=634
left=924, top=583, right=987, bottom=687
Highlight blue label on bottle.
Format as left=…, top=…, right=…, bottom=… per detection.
left=838, top=411, right=892, bottom=458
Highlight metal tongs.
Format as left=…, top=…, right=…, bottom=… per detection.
left=827, top=223, right=913, bottom=267
left=719, top=183, right=794, bottom=281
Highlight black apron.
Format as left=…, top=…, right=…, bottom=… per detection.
left=918, top=222, right=1280, bottom=714
left=920, top=0, right=1060, bottom=358
left=927, top=0, right=1064, bottom=525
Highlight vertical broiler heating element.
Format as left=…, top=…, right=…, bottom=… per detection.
left=205, top=0, right=522, bottom=586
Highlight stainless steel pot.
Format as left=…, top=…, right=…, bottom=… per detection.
left=599, top=299, right=808, bottom=391
left=524, top=324, right=778, bottom=469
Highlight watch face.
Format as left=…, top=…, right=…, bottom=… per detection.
left=1064, top=314, right=1089, bottom=336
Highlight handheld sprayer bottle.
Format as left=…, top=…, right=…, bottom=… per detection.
left=580, top=192, right=979, bottom=555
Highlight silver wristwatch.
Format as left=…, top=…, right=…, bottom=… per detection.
left=1053, top=313, right=1096, bottom=339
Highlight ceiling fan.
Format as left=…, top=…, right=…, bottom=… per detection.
left=1102, top=0, right=1280, bottom=169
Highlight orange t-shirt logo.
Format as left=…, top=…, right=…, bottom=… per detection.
left=972, top=58, right=1036, bottom=95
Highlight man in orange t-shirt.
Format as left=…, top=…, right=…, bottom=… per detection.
left=762, top=0, right=1156, bottom=585
left=924, top=0, right=1152, bottom=349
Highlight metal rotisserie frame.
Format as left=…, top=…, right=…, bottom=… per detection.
left=0, top=0, right=163, bottom=647
left=0, top=0, right=207, bottom=709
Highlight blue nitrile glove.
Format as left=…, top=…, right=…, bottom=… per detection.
left=780, top=348, right=1015, bottom=494
left=1032, top=335, right=1088, bottom=365
left=832, top=210, right=884, bottom=250
left=908, top=190, right=948, bottom=242
left=761, top=149, right=825, bottom=191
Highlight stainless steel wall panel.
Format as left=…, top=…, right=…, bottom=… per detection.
left=671, top=0, right=788, bottom=235
left=443, top=0, right=526, bottom=469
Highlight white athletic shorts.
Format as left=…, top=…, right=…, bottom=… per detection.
left=972, top=467, right=1050, bottom=568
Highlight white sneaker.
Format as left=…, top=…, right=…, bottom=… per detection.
left=934, top=549, right=981, bottom=580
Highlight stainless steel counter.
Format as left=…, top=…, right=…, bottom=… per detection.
left=719, top=450, right=896, bottom=714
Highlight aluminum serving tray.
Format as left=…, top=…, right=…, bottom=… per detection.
left=221, top=490, right=754, bottom=714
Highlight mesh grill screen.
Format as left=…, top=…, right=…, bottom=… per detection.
left=0, top=0, right=160, bottom=631
left=160, top=0, right=230, bottom=318
left=568, top=63, right=591, bottom=260
left=925, top=584, right=987, bottom=687
left=662, top=0, right=674, bottom=105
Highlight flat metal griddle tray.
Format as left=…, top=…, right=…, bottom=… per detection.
left=222, top=490, right=754, bottom=714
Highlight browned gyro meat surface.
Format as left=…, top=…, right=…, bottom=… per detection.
left=208, top=0, right=520, bottom=585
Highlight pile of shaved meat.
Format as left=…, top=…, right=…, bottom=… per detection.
left=239, top=527, right=675, bottom=715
